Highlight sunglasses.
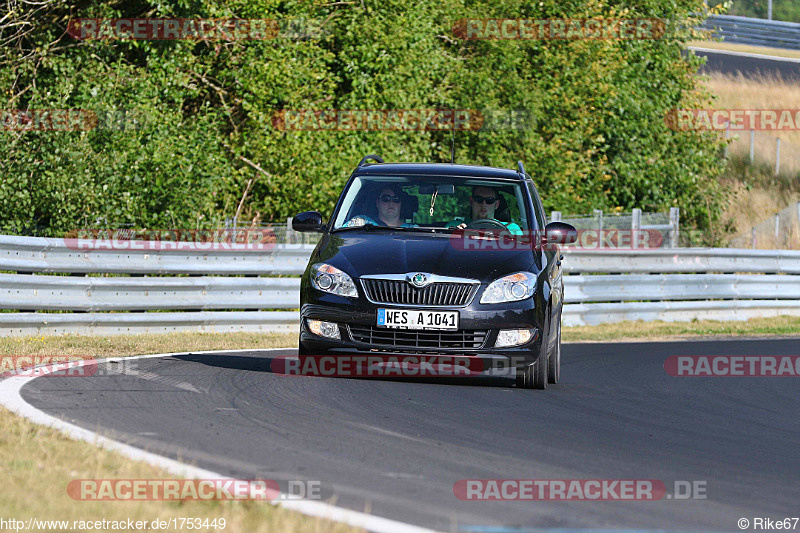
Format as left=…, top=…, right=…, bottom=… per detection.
left=472, top=195, right=497, bottom=205
left=379, top=194, right=402, bottom=203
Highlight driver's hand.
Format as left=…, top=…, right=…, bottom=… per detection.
left=456, top=223, right=466, bottom=230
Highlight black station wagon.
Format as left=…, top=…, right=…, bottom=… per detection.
left=292, top=155, right=577, bottom=389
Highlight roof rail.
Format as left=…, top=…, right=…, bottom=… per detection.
left=359, top=154, right=384, bottom=166
left=517, top=160, right=526, bottom=177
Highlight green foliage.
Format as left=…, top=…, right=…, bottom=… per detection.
left=1, top=0, right=728, bottom=242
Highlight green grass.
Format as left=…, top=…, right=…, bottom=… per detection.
left=563, top=315, right=800, bottom=342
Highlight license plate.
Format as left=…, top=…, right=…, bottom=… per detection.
left=377, top=309, right=458, bottom=330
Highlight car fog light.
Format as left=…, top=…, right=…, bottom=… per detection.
left=495, top=328, right=536, bottom=348
left=307, top=319, right=340, bottom=340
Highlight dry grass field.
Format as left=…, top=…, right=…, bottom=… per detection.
left=701, top=72, right=800, bottom=245
left=0, top=332, right=361, bottom=533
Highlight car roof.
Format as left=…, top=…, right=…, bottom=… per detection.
left=354, top=162, right=525, bottom=181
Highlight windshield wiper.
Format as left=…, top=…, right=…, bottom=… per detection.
left=333, top=224, right=453, bottom=233
left=333, top=224, right=404, bottom=233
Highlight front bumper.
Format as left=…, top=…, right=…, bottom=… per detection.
left=299, top=295, right=547, bottom=370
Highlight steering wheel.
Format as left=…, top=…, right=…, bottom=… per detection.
left=465, top=218, right=508, bottom=231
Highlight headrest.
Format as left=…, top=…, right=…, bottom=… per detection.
left=400, top=192, right=419, bottom=220
left=494, top=195, right=510, bottom=222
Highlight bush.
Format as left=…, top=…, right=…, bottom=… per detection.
left=1, top=0, right=728, bottom=242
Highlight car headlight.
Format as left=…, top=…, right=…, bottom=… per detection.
left=480, top=272, right=537, bottom=304
left=310, top=263, right=358, bottom=298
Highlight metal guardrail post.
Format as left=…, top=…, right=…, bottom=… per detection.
left=775, top=138, right=781, bottom=176
left=551, top=211, right=561, bottom=222
left=752, top=227, right=757, bottom=249
left=750, top=130, right=755, bottom=163
left=797, top=202, right=800, bottom=240
left=631, top=208, right=642, bottom=249
left=593, top=209, right=603, bottom=246
left=286, top=217, right=295, bottom=244
left=669, top=207, right=680, bottom=248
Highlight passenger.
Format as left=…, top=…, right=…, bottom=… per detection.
left=344, top=184, right=417, bottom=228
left=446, top=186, right=522, bottom=235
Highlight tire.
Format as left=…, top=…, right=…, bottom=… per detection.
left=516, top=356, right=547, bottom=389
left=547, top=316, right=561, bottom=384
left=298, top=337, right=311, bottom=356
left=516, top=315, right=549, bottom=390
left=533, top=349, right=547, bottom=389
left=515, top=362, right=532, bottom=388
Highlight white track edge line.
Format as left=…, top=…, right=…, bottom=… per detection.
left=0, top=348, right=439, bottom=533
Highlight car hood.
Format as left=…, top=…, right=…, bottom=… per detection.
left=316, top=230, right=539, bottom=282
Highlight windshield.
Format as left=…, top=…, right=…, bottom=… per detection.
left=331, top=176, right=533, bottom=233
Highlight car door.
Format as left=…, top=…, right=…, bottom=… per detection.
left=526, top=180, right=562, bottom=336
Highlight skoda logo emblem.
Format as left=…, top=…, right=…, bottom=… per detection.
left=410, top=273, right=428, bottom=288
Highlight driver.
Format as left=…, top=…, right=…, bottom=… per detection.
left=446, top=186, right=522, bottom=235
left=344, top=184, right=417, bottom=228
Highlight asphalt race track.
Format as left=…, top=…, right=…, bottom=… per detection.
left=691, top=47, right=800, bottom=80
left=21, top=339, right=800, bottom=531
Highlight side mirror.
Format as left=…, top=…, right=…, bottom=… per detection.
left=545, top=222, right=577, bottom=245
left=292, top=211, right=325, bottom=233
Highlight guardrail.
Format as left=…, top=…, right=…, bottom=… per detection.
left=560, top=247, right=800, bottom=274
left=1, top=234, right=799, bottom=334
left=552, top=208, right=680, bottom=248
left=701, top=15, right=800, bottom=50
left=0, top=235, right=311, bottom=275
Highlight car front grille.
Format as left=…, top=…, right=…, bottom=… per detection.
left=348, top=325, right=488, bottom=350
left=361, top=279, right=477, bottom=306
